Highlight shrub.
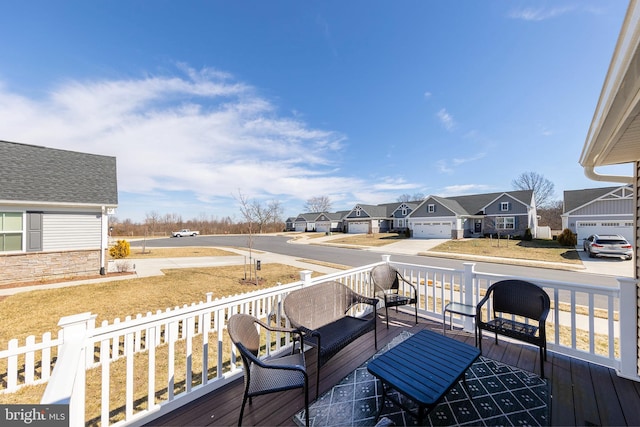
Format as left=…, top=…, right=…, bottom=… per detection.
left=110, top=239, right=131, bottom=259
left=523, top=228, right=533, bottom=241
left=557, top=228, right=577, bottom=247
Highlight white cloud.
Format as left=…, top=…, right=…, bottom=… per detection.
left=436, top=153, right=485, bottom=174
left=508, top=6, right=574, bottom=21
left=436, top=108, right=455, bottom=131
left=423, top=91, right=432, bottom=99
left=439, top=184, right=494, bottom=196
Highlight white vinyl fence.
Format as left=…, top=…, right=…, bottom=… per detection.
left=0, top=255, right=636, bottom=427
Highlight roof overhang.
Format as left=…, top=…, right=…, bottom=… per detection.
left=580, top=0, right=640, bottom=183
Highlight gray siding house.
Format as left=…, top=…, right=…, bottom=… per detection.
left=343, top=204, right=392, bottom=234
left=562, top=185, right=634, bottom=245
left=0, top=140, right=118, bottom=285
left=408, top=190, right=537, bottom=239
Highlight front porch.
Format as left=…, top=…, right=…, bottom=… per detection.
left=33, top=255, right=639, bottom=426
left=149, top=310, right=640, bottom=426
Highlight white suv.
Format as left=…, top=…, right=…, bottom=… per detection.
left=583, top=234, right=633, bottom=260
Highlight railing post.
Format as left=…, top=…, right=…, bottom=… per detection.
left=617, top=277, right=639, bottom=380
left=300, top=270, right=312, bottom=287
left=381, top=254, right=391, bottom=263
left=462, top=263, right=476, bottom=333
left=41, top=312, right=96, bottom=427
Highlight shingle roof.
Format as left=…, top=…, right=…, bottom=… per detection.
left=563, top=185, right=629, bottom=213
left=0, top=140, right=118, bottom=205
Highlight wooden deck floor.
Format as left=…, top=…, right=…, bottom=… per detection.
left=147, top=311, right=640, bottom=426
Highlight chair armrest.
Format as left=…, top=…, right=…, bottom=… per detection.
left=236, top=342, right=307, bottom=372
left=398, top=275, right=418, bottom=296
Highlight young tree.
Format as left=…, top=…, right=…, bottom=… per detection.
left=512, top=171, right=555, bottom=208
left=305, top=196, right=332, bottom=213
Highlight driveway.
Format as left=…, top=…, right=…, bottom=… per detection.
left=577, top=248, right=634, bottom=277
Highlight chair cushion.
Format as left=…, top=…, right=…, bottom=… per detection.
left=309, top=316, right=375, bottom=364
left=248, top=352, right=306, bottom=395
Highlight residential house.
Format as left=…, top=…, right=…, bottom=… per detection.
left=284, top=217, right=296, bottom=232
left=0, top=140, right=118, bottom=285
left=579, top=0, right=639, bottom=378
left=388, top=201, right=419, bottom=233
left=343, top=204, right=392, bottom=234
left=562, top=185, right=634, bottom=245
left=293, top=212, right=320, bottom=232
left=408, top=190, right=537, bottom=239
left=314, top=211, right=345, bottom=233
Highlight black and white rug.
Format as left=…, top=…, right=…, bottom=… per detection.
left=294, top=332, right=549, bottom=426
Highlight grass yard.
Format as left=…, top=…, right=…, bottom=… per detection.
left=327, top=232, right=408, bottom=247
left=0, top=264, right=319, bottom=347
left=429, top=238, right=581, bottom=264
left=127, top=246, right=237, bottom=258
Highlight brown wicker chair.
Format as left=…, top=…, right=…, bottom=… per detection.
left=283, top=280, right=378, bottom=398
left=476, top=280, right=551, bottom=378
left=370, top=264, right=418, bottom=328
left=227, top=313, right=309, bottom=426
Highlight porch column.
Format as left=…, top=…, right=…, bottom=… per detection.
left=462, top=262, right=476, bottom=333
left=619, top=277, right=640, bottom=380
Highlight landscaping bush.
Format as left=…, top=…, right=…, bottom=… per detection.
left=523, top=228, right=533, bottom=241
left=557, top=228, right=577, bottom=247
left=109, top=239, right=131, bottom=259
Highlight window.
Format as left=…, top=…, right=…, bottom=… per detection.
left=500, top=202, right=510, bottom=211
left=428, top=204, right=435, bottom=213
left=0, top=212, right=23, bottom=252
left=496, top=217, right=515, bottom=230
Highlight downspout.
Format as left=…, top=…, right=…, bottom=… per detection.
left=584, top=166, right=634, bottom=184
left=100, top=206, right=106, bottom=275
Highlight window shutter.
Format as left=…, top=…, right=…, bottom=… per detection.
left=26, top=212, right=43, bottom=252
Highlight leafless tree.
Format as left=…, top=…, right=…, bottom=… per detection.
left=512, top=171, right=555, bottom=208
left=305, top=196, right=332, bottom=213
left=537, top=199, right=563, bottom=229
left=397, top=193, right=425, bottom=202
left=269, top=199, right=284, bottom=229
left=145, top=211, right=161, bottom=235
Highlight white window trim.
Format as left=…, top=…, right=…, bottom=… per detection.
left=428, top=204, right=435, bottom=213
left=500, top=202, right=510, bottom=212
left=496, top=217, right=515, bottom=230
left=0, top=211, right=25, bottom=253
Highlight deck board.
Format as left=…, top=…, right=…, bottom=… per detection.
left=145, top=312, right=640, bottom=427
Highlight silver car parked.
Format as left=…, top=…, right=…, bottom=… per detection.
left=583, top=234, right=633, bottom=260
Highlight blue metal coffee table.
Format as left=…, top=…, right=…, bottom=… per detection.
left=367, top=329, right=480, bottom=424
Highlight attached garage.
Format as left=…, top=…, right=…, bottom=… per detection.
left=348, top=221, right=369, bottom=234
left=412, top=222, right=452, bottom=238
left=576, top=220, right=634, bottom=245
left=316, top=222, right=331, bottom=233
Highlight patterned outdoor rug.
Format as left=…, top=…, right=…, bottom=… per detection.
left=293, top=332, right=549, bottom=426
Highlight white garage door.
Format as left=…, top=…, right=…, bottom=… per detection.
left=295, top=223, right=306, bottom=232
left=348, top=221, right=369, bottom=234
left=576, top=221, right=634, bottom=245
left=316, top=222, right=330, bottom=233
left=413, top=222, right=451, bottom=239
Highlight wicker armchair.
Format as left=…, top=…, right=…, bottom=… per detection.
left=227, top=313, right=309, bottom=426
left=476, top=280, right=550, bottom=378
left=370, top=264, right=418, bottom=328
left=283, top=280, right=378, bottom=398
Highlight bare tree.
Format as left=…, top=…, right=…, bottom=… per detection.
left=397, top=193, right=425, bottom=203
left=305, top=196, right=332, bottom=213
left=512, top=171, right=555, bottom=208
left=268, top=199, right=284, bottom=229
left=396, top=194, right=412, bottom=203
left=145, top=211, right=161, bottom=235
left=537, top=199, right=563, bottom=229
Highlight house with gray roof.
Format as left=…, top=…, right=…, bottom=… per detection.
left=314, top=211, right=346, bottom=233
left=408, top=190, right=537, bottom=239
left=343, top=203, right=394, bottom=234
left=0, top=140, right=118, bottom=285
left=293, top=212, right=321, bottom=232
left=562, top=185, right=633, bottom=245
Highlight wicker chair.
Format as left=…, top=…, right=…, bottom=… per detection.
left=283, top=280, right=378, bottom=398
left=370, top=264, right=418, bottom=328
left=227, top=313, right=309, bottom=427
left=476, top=280, right=550, bottom=378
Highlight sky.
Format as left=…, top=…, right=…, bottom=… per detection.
left=0, top=1, right=633, bottom=223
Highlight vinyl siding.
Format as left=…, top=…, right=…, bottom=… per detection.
left=570, top=199, right=634, bottom=216
left=43, top=212, right=102, bottom=251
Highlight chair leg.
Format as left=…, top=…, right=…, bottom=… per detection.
left=539, top=345, right=545, bottom=379
left=478, top=328, right=483, bottom=353
left=414, top=304, right=418, bottom=324
left=304, top=379, right=310, bottom=427
left=238, top=390, right=249, bottom=426
left=385, top=305, right=390, bottom=329
left=316, top=356, right=321, bottom=400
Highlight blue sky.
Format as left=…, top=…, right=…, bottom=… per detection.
left=0, top=1, right=632, bottom=222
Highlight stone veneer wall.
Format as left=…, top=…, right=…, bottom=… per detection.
left=0, top=250, right=102, bottom=286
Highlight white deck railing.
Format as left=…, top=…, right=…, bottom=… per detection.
left=0, top=255, right=635, bottom=426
